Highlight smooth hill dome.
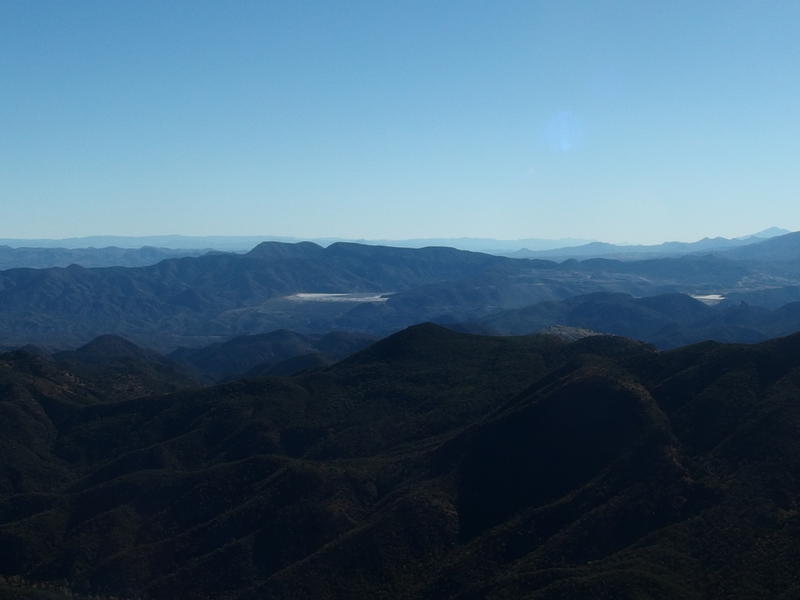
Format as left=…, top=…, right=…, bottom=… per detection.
left=73, top=334, right=151, bottom=361
left=246, top=241, right=325, bottom=260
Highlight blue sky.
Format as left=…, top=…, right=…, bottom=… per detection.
left=2, top=0, right=799, bottom=243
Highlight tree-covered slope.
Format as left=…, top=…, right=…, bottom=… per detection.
left=2, top=326, right=800, bottom=598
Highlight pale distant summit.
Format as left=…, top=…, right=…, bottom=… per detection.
left=509, top=226, right=794, bottom=260
left=743, top=226, right=791, bottom=239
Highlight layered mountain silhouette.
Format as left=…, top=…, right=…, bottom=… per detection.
left=0, top=242, right=517, bottom=347
left=1, top=240, right=798, bottom=349
left=0, top=328, right=375, bottom=389
left=2, top=324, right=800, bottom=599
left=0, top=228, right=790, bottom=269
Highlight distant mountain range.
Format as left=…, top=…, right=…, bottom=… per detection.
left=0, top=234, right=594, bottom=253
left=0, top=226, right=787, bottom=258
left=507, top=227, right=791, bottom=260
left=0, top=227, right=792, bottom=270
left=2, top=236, right=800, bottom=349
left=0, top=245, right=211, bottom=270
left=4, top=324, right=800, bottom=599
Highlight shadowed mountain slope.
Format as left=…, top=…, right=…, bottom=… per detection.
left=0, top=340, right=200, bottom=495
left=52, top=335, right=202, bottom=398
left=170, top=329, right=375, bottom=381
left=471, top=291, right=800, bottom=348
left=2, top=326, right=800, bottom=598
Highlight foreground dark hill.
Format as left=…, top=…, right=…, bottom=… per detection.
left=52, top=335, right=202, bottom=397
left=3, top=325, right=800, bottom=598
left=170, top=329, right=375, bottom=381
left=0, top=339, right=201, bottom=496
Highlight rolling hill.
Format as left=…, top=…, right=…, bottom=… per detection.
left=508, top=227, right=792, bottom=260
left=170, top=329, right=375, bottom=381
left=2, top=325, right=800, bottom=598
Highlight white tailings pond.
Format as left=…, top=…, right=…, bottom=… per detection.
left=691, top=294, right=725, bottom=305
left=286, top=293, right=391, bottom=303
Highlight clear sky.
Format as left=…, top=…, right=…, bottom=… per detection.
left=2, top=1, right=799, bottom=243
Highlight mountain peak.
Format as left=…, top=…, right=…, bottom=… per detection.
left=73, top=334, right=151, bottom=361
left=743, top=226, right=791, bottom=239
left=348, top=322, right=473, bottom=364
